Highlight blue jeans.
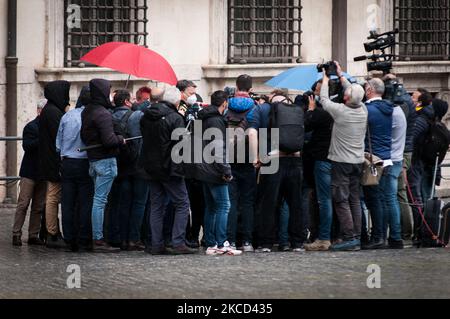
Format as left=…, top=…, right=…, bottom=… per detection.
left=364, top=173, right=386, bottom=242
left=314, top=161, right=333, bottom=241
left=89, top=158, right=118, bottom=241
left=381, top=161, right=403, bottom=241
left=227, top=165, right=256, bottom=244
left=129, top=178, right=150, bottom=242
left=203, top=183, right=231, bottom=248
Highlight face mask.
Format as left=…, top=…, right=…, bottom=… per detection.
left=186, top=94, right=197, bottom=106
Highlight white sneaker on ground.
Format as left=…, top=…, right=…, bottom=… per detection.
left=216, top=241, right=242, bottom=256
left=255, top=246, right=272, bottom=253
left=206, top=245, right=219, bottom=256
left=242, top=242, right=254, bottom=252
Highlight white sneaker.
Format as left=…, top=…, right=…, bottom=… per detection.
left=217, top=241, right=242, bottom=256
left=255, top=246, right=272, bottom=253
left=242, top=242, right=254, bottom=252
left=206, top=245, right=219, bottom=256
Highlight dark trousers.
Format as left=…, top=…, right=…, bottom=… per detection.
left=331, top=161, right=363, bottom=241
left=185, top=179, right=204, bottom=243
left=227, top=164, right=256, bottom=244
left=149, top=177, right=190, bottom=249
left=109, top=176, right=133, bottom=244
left=407, top=156, right=425, bottom=240
left=255, top=158, right=307, bottom=249
left=109, top=176, right=150, bottom=243
left=61, top=158, right=94, bottom=243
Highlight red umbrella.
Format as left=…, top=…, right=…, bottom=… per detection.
left=81, top=42, right=178, bottom=86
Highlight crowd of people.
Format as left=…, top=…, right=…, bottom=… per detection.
left=11, top=60, right=449, bottom=255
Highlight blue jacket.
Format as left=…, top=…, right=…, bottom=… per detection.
left=228, top=96, right=255, bottom=114
left=365, top=99, right=394, bottom=160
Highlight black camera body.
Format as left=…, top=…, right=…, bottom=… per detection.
left=383, top=79, right=407, bottom=105
left=364, top=32, right=396, bottom=52
left=367, top=60, right=393, bottom=73
left=317, top=61, right=338, bottom=77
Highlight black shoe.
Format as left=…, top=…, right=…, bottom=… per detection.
left=46, top=234, right=66, bottom=249
left=151, top=246, right=169, bottom=255
left=127, top=241, right=145, bottom=251
left=110, top=242, right=122, bottom=248
left=66, top=241, right=79, bottom=252
left=186, top=239, right=200, bottom=249
left=27, top=237, right=45, bottom=246
left=167, top=245, right=197, bottom=255
left=79, top=242, right=93, bottom=252
left=388, top=239, right=404, bottom=250
left=278, top=244, right=291, bottom=252
left=12, top=235, right=22, bottom=247
left=93, top=240, right=121, bottom=253
left=361, top=239, right=386, bottom=250
left=120, top=241, right=129, bottom=251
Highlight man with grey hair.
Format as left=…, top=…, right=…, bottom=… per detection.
left=140, top=85, right=196, bottom=255
left=362, top=77, right=398, bottom=250
left=320, top=61, right=367, bottom=251
left=12, top=99, right=48, bottom=246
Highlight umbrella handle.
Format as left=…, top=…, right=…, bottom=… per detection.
left=125, top=74, right=131, bottom=89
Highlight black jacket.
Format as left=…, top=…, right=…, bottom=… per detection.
left=140, top=101, right=185, bottom=181
left=304, top=105, right=333, bottom=162
left=185, top=106, right=231, bottom=185
left=412, top=105, right=435, bottom=160
left=81, top=79, right=124, bottom=161
left=39, top=80, right=70, bottom=182
left=20, top=117, right=40, bottom=180
left=401, top=92, right=417, bottom=153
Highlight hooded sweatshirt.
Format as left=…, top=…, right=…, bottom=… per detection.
left=39, top=80, right=71, bottom=181
left=81, top=79, right=124, bottom=161
left=365, top=99, right=394, bottom=161
left=140, top=101, right=185, bottom=181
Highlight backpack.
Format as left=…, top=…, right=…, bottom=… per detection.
left=269, top=102, right=304, bottom=154
left=113, top=110, right=139, bottom=167
left=225, top=108, right=251, bottom=164
left=421, top=118, right=450, bottom=166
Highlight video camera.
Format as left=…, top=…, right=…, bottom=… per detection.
left=353, top=29, right=399, bottom=74
left=317, top=61, right=338, bottom=77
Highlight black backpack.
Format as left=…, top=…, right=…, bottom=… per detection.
left=269, top=101, right=304, bottom=153
left=225, top=108, right=252, bottom=164
left=422, top=118, right=450, bottom=166
left=113, top=110, right=139, bottom=166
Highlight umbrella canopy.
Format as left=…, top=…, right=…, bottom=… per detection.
left=81, top=42, right=178, bottom=86
left=265, top=64, right=355, bottom=91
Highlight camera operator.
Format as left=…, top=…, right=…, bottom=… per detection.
left=382, top=74, right=416, bottom=242
left=302, top=79, right=335, bottom=252
left=319, top=61, right=368, bottom=252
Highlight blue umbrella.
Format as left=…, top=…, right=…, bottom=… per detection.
left=265, top=64, right=355, bottom=91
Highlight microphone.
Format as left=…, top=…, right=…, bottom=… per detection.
left=354, top=55, right=368, bottom=62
